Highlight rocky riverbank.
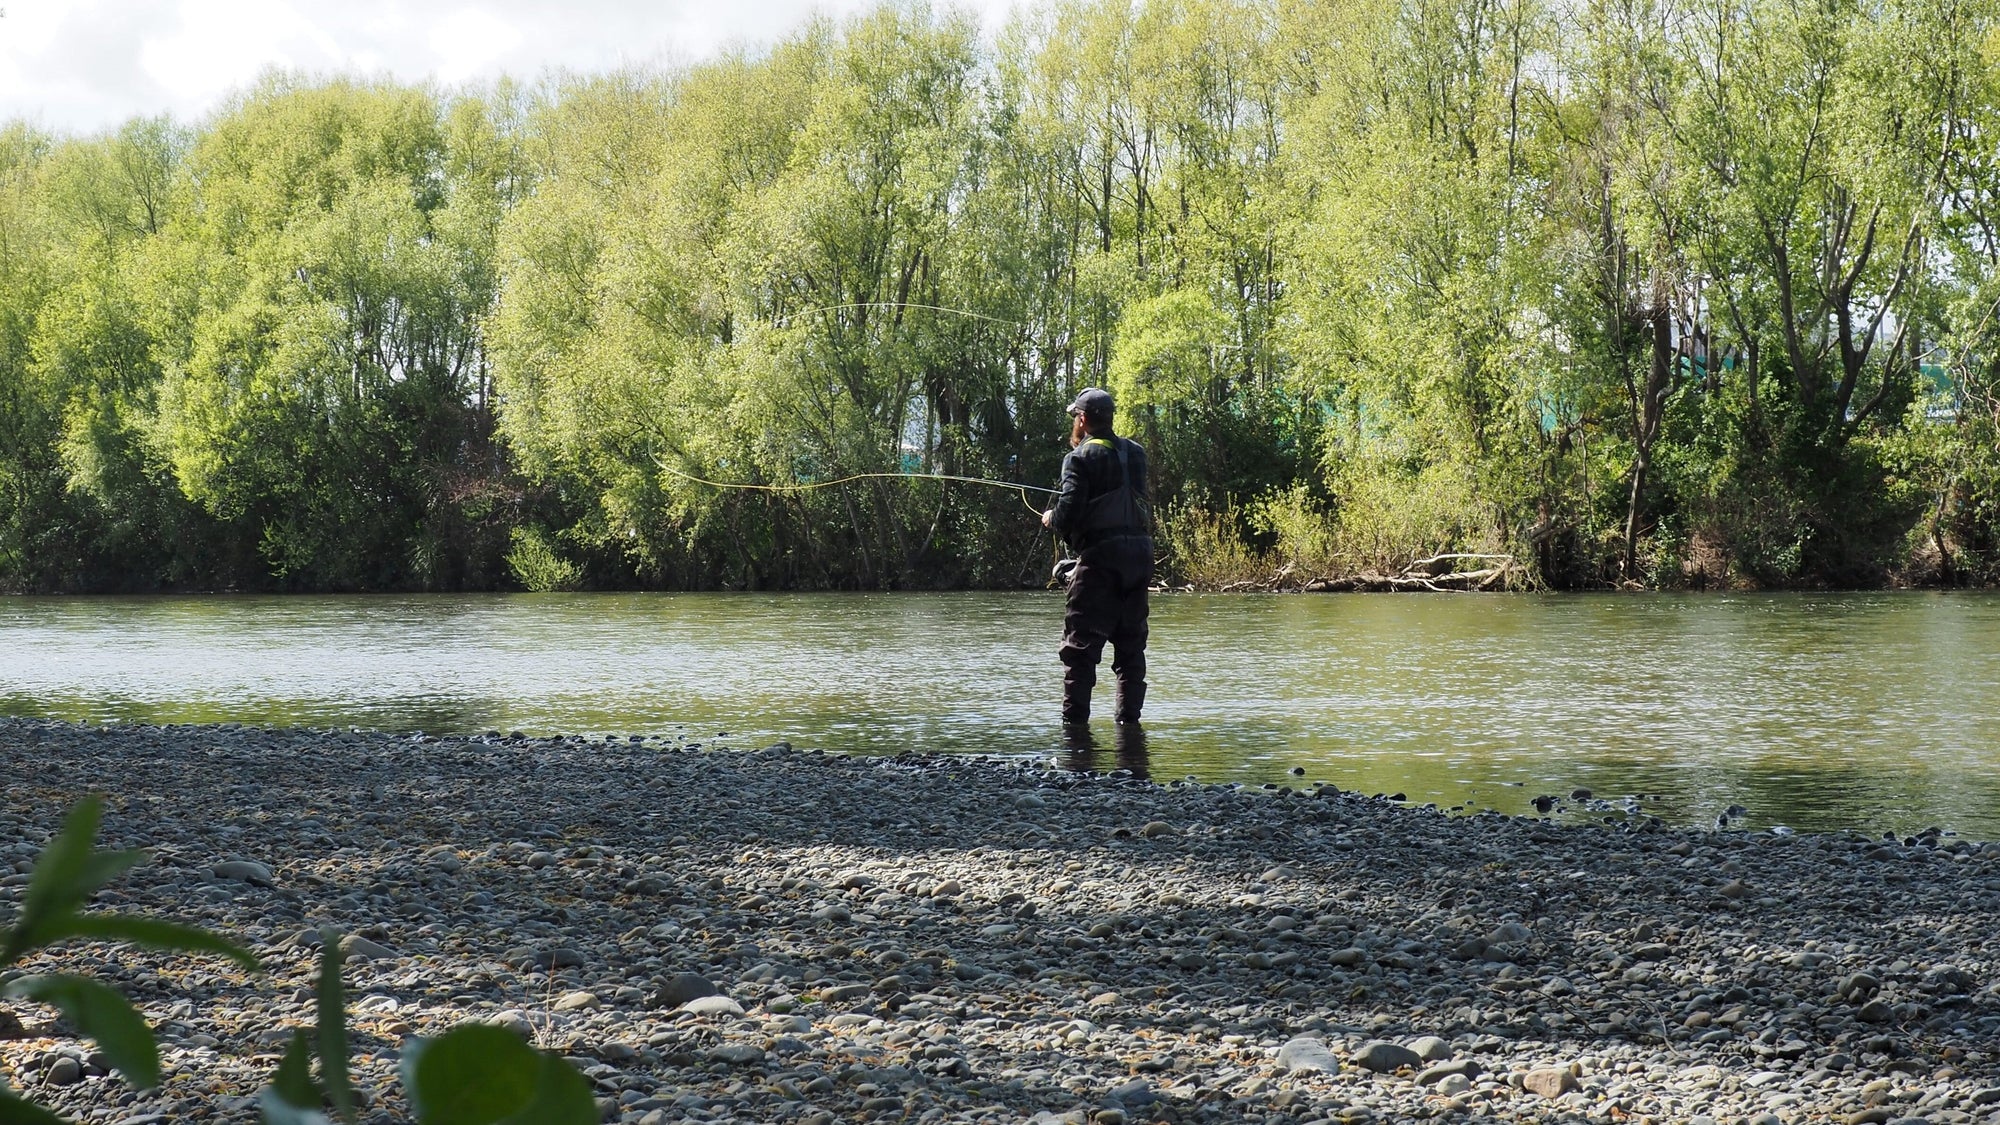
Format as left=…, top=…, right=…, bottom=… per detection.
left=1, top=719, right=1997, bottom=1125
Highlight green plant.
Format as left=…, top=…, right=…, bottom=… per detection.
left=258, top=931, right=358, bottom=1125
left=504, top=529, right=583, bottom=593
left=261, top=931, right=597, bottom=1125
left=1155, top=500, right=1265, bottom=588
left=0, top=796, right=259, bottom=1124
left=1248, top=484, right=1340, bottom=575
left=0, top=798, right=595, bottom=1125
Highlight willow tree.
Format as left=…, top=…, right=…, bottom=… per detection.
left=1627, top=0, right=1974, bottom=581
left=136, top=78, right=515, bottom=589
left=1281, top=0, right=1562, bottom=571
left=492, top=12, right=1033, bottom=589
left=486, top=69, right=687, bottom=585
left=1884, top=0, right=2000, bottom=580
left=1001, top=0, right=1312, bottom=559
left=737, top=9, right=1000, bottom=584
left=0, top=125, right=67, bottom=590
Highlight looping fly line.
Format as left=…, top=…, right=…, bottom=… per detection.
left=655, top=460, right=1056, bottom=515
left=768, top=302, right=1025, bottom=329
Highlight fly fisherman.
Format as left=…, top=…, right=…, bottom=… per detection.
left=1041, top=388, right=1154, bottom=725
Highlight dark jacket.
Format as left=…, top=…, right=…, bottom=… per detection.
left=1050, top=430, right=1154, bottom=583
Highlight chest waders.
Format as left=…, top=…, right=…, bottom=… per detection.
left=1059, top=436, right=1151, bottom=725
left=1052, top=438, right=1146, bottom=585
left=1083, top=437, right=1147, bottom=543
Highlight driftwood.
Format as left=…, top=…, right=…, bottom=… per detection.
left=1299, top=553, right=1517, bottom=593
left=1195, top=554, right=1519, bottom=593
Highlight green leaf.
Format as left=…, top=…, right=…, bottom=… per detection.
left=2, top=975, right=158, bottom=1089
left=401, top=1024, right=540, bottom=1125
left=313, top=930, right=354, bottom=1125
left=0, top=1089, right=69, bottom=1125
left=51, top=916, right=260, bottom=973
left=497, top=1052, right=597, bottom=1125
left=270, top=1029, right=319, bottom=1109
left=69, top=851, right=145, bottom=901
left=257, top=1087, right=333, bottom=1125
left=12, top=849, right=145, bottom=953
left=2, top=798, right=113, bottom=965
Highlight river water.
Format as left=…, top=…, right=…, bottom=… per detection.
left=5, top=591, right=1999, bottom=838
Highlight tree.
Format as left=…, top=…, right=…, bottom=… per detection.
left=137, top=78, right=514, bottom=589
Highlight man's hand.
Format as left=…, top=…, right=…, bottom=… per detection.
left=1041, top=508, right=1054, bottom=529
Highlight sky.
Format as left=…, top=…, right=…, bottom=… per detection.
left=0, top=0, right=1024, bottom=137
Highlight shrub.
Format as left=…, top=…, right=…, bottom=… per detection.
left=504, top=528, right=583, bottom=592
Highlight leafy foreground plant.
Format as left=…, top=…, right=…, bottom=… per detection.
left=0, top=800, right=596, bottom=1125
left=262, top=928, right=597, bottom=1125
left=0, top=795, right=260, bottom=1125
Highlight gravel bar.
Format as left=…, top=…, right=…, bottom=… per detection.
left=2, top=717, right=1998, bottom=1125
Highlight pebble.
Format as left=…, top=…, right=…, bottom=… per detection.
left=1351, top=1040, right=1422, bottom=1073
left=708, top=1044, right=766, bottom=1065
left=1416, top=1059, right=1479, bottom=1085
left=0, top=717, right=1996, bottom=1125
left=1406, top=1035, right=1451, bottom=1062
left=1276, top=1037, right=1341, bottom=1074
left=488, top=1010, right=535, bottom=1037
left=1106, top=1079, right=1155, bottom=1106
left=1523, top=1067, right=1579, bottom=1097
left=680, top=995, right=743, bottom=1016
left=551, top=990, right=598, bottom=1011
left=650, top=972, right=718, bottom=1009
left=211, top=860, right=274, bottom=887
left=336, top=933, right=395, bottom=961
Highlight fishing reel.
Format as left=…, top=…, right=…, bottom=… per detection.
left=1051, top=556, right=1080, bottom=586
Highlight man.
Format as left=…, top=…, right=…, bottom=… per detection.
left=1041, top=387, right=1153, bottom=725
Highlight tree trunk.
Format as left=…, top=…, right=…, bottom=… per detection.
left=1623, top=304, right=1673, bottom=580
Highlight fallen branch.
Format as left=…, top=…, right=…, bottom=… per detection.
left=1405, top=552, right=1516, bottom=572
left=1301, top=556, right=1517, bottom=593
left=1212, top=555, right=1520, bottom=593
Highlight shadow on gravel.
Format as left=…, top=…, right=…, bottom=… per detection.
left=3, top=724, right=1999, bottom=1125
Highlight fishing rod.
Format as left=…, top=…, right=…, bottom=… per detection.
left=655, top=458, right=1075, bottom=585
left=654, top=460, right=1057, bottom=513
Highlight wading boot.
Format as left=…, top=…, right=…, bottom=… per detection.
left=1062, top=665, right=1094, bottom=724
left=1114, top=681, right=1146, bottom=724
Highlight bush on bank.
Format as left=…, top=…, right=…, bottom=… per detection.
left=4, top=0, right=2000, bottom=593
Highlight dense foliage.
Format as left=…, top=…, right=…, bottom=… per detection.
left=5, top=0, right=2000, bottom=592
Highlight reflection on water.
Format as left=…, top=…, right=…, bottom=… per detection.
left=5, top=591, right=2000, bottom=838
left=1060, top=722, right=1151, bottom=780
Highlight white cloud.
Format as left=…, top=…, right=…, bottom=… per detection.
left=0, top=0, right=1027, bottom=136
left=427, top=8, right=526, bottom=85
left=140, top=1, right=349, bottom=112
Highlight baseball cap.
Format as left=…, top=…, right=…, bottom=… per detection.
left=1066, top=387, right=1114, bottom=422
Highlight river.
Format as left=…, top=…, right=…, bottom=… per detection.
left=6, top=591, right=1999, bottom=838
